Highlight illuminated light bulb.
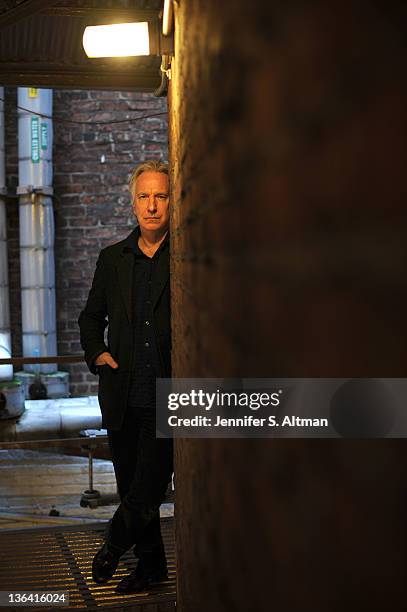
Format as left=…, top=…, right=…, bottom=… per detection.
left=83, top=22, right=150, bottom=58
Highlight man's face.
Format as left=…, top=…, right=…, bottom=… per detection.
left=132, top=171, right=170, bottom=234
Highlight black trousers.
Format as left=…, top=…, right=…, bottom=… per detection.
left=106, top=408, right=173, bottom=562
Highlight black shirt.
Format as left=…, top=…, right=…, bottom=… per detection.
left=127, top=226, right=170, bottom=412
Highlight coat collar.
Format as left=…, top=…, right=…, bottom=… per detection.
left=119, top=225, right=170, bottom=255
left=120, top=225, right=141, bottom=255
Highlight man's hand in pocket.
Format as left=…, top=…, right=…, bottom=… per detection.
left=95, top=352, right=119, bottom=369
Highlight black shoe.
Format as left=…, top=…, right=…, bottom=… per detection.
left=115, top=563, right=168, bottom=594
left=92, top=543, right=120, bottom=584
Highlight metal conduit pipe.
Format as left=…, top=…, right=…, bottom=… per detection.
left=0, top=397, right=103, bottom=443
left=0, top=87, right=24, bottom=420
left=17, top=88, right=57, bottom=376
left=0, top=87, right=13, bottom=383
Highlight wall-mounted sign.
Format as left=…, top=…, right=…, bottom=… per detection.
left=41, top=123, right=48, bottom=150
left=31, top=117, right=40, bottom=163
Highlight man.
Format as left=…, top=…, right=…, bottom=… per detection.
left=78, top=159, right=173, bottom=593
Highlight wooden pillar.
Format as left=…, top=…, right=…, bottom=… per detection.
left=168, top=2, right=407, bottom=610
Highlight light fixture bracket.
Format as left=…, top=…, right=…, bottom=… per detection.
left=148, top=18, right=174, bottom=56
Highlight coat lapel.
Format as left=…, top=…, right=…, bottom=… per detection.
left=117, top=254, right=134, bottom=323
left=116, top=229, right=138, bottom=324
left=152, top=244, right=170, bottom=309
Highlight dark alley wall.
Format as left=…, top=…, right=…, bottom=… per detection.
left=168, top=1, right=407, bottom=611
left=5, top=88, right=167, bottom=395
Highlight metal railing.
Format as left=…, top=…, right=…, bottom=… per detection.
left=0, top=354, right=83, bottom=366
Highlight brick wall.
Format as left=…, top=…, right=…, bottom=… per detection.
left=5, top=87, right=167, bottom=395
left=168, top=1, right=407, bottom=611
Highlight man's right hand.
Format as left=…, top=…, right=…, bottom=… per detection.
left=94, top=352, right=119, bottom=369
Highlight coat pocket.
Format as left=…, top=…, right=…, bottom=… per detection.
left=98, top=368, right=130, bottom=410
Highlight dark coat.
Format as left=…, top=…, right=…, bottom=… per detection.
left=78, top=227, right=171, bottom=430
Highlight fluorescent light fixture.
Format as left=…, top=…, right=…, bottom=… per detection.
left=83, top=22, right=150, bottom=58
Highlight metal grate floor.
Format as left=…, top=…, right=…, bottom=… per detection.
left=0, top=518, right=176, bottom=611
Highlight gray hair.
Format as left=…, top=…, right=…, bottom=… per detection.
left=129, top=160, right=169, bottom=198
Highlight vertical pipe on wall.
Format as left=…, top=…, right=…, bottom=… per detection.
left=0, top=87, right=13, bottom=382
left=17, top=88, right=57, bottom=374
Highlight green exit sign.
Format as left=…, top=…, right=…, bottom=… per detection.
left=31, top=117, right=40, bottom=163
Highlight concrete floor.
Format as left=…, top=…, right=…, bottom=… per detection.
left=0, top=396, right=174, bottom=530
left=0, top=449, right=174, bottom=530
